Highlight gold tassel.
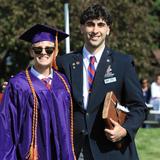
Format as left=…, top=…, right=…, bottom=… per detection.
left=52, top=32, right=59, bottom=70
left=26, top=144, right=38, bottom=160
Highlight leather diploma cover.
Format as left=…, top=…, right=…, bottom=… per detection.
left=102, top=91, right=127, bottom=149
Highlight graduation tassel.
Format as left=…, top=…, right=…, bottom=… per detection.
left=25, top=69, right=39, bottom=160
left=52, top=32, right=59, bottom=70
left=26, top=143, right=38, bottom=160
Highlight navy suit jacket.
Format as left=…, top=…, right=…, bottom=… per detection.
left=57, top=47, right=147, bottom=160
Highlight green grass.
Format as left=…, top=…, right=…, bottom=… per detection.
left=136, top=128, right=160, bottom=160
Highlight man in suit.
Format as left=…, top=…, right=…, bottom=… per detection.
left=58, top=3, right=147, bottom=160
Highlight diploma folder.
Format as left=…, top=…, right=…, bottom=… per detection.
left=102, top=91, right=127, bottom=149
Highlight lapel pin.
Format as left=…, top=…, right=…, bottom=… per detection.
left=104, top=65, right=114, bottom=78
left=76, top=61, right=80, bottom=65
left=72, top=62, right=76, bottom=69
left=106, top=59, right=110, bottom=63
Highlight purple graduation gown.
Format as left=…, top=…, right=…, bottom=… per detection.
left=0, top=69, right=74, bottom=160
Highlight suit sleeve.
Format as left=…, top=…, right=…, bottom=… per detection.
left=56, top=55, right=72, bottom=85
left=122, top=56, right=147, bottom=141
left=56, top=56, right=65, bottom=74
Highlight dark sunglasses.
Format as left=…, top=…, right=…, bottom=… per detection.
left=32, top=46, right=55, bottom=55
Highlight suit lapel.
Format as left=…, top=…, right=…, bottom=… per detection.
left=87, top=48, right=113, bottom=112
left=70, top=52, right=83, bottom=105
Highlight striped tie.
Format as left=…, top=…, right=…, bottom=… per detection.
left=88, top=56, right=96, bottom=92
left=42, top=77, right=52, bottom=89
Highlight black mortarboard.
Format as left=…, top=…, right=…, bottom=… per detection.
left=19, top=24, right=69, bottom=43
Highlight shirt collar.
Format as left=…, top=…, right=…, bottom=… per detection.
left=30, top=66, right=53, bottom=80
left=83, top=45, right=105, bottom=63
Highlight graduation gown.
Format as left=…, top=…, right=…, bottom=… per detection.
left=0, top=69, right=74, bottom=160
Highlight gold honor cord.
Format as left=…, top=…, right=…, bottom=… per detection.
left=25, top=69, right=38, bottom=160
left=24, top=31, right=75, bottom=159
left=25, top=69, right=76, bottom=159
left=54, top=71, right=76, bottom=160
left=53, top=32, right=76, bottom=159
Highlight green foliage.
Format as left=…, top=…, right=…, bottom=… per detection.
left=136, top=128, right=160, bottom=160
left=0, top=0, right=64, bottom=80
left=0, top=0, right=159, bottom=84
left=69, top=0, right=160, bottom=78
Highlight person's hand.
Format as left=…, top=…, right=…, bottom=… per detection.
left=2, top=81, right=8, bottom=91
left=104, top=118, right=127, bottom=142
left=1, top=75, right=14, bottom=92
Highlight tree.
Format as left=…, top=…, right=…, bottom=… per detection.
left=0, top=0, right=64, bottom=81
left=0, top=0, right=159, bottom=85
left=69, top=0, right=160, bottom=78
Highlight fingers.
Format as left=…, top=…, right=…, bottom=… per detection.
left=104, top=128, right=112, bottom=134
left=104, top=128, right=121, bottom=142
left=110, top=118, right=118, bottom=126
left=104, top=124, right=126, bottom=142
left=104, top=128, right=115, bottom=142
left=2, top=82, right=8, bottom=89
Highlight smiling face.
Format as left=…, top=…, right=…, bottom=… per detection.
left=31, top=41, right=55, bottom=71
left=80, top=18, right=110, bottom=53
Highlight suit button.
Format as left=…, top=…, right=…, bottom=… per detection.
left=81, top=129, right=88, bottom=136
left=86, top=112, right=89, bottom=116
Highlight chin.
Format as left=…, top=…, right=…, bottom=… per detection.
left=38, top=63, right=51, bottom=68
left=91, top=40, right=105, bottom=47
left=90, top=43, right=101, bottom=48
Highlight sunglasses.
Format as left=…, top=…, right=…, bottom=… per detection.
left=32, top=46, right=55, bottom=55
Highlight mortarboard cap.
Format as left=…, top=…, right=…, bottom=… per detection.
left=19, top=24, right=69, bottom=44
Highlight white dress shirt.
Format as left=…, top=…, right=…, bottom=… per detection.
left=151, top=82, right=160, bottom=98
left=150, top=82, right=160, bottom=110
left=30, top=66, right=53, bottom=85
left=83, top=46, right=105, bottom=109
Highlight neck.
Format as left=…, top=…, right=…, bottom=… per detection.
left=33, top=65, right=51, bottom=77
left=85, top=42, right=105, bottom=55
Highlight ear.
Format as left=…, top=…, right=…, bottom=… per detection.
left=29, top=48, right=34, bottom=58
left=80, top=25, right=84, bottom=34
left=106, top=27, right=110, bottom=35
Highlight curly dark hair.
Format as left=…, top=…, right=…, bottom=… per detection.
left=80, top=4, right=112, bottom=27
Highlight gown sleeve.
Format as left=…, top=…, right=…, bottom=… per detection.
left=0, top=79, right=27, bottom=160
